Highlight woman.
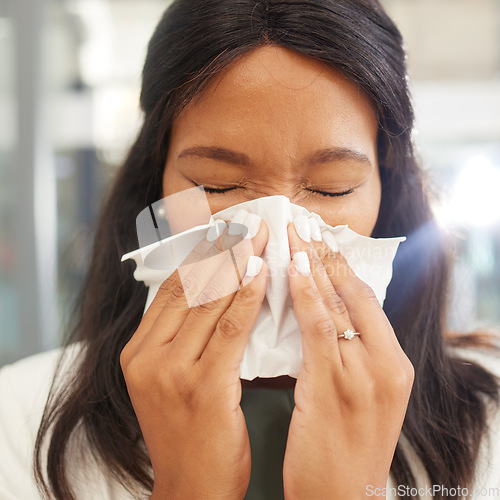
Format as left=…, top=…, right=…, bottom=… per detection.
left=1, top=0, right=499, bottom=499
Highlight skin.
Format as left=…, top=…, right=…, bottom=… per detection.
left=162, top=45, right=381, bottom=236
left=121, top=45, right=414, bottom=499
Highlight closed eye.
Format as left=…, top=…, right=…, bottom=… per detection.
left=307, top=188, right=354, bottom=197
left=198, top=184, right=354, bottom=197
left=201, top=185, right=238, bottom=194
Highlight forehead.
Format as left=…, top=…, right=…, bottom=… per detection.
left=170, top=45, right=378, bottom=156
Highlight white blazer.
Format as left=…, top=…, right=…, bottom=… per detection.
left=1, top=343, right=500, bottom=499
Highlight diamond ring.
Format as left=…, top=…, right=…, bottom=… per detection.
left=337, top=328, right=360, bottom=340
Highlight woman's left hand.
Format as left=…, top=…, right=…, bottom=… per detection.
left=282, top=223, right=414, bottom=500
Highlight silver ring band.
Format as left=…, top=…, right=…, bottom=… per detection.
left=337, top=328, right=360, bottom=340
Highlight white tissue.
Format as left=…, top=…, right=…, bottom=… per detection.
left=121, top=195, right=405, bottom=380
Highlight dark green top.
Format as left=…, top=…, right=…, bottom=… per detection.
left=240, top=388, right=295, bottom=500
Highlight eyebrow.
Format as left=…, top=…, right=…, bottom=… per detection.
left=178, top=146, right=252, bottom=167
left=305, top=147, right=372, bottom=168
left=177, top=145, right=373, bottom=168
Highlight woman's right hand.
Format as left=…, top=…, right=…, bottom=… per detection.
left=120, top=220, right=269, bottom=500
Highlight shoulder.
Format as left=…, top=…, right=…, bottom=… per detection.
left=1, top=345, right=67, bottom=393
left=0, top=343, right=83, bottom=499
left=448, top=342, right=500, bottom=430
left=450, top=342, right=500, bottom=380
left=448, top=343, right=500, bottom=493
left=0, top=343, right=83, bottom=417
left=0, top=344, right=142, bottom=500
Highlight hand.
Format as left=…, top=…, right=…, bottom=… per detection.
left=283, top=223, right=414, bottom=500
left=120, top=221, right=269, bottom=499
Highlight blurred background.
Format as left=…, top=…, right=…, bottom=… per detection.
left=1, top=0, right=500, bottom=367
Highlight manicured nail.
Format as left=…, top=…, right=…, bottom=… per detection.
left=293, top=215, right=311, bottom=242
left=229, top=209, right=249, bottom=235
left=206, top=219, right=227, bottom=241
left=322, top=231, right=339, bottom=252
left=245, top=255, right=263, bottom=277
left=243, top=213, right=262, bottom=239
left=309, top=217, right=322, bottom=242
left=292, top=251, right=311, bottom=276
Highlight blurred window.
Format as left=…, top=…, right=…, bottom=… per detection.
left=1, top=0, right=500, bottom=367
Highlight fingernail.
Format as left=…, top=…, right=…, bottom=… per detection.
left=309, top=217, right=322, bottom=242
left=294, top=215, right=311, bottom=242
left=292, top=251, right=311, bottom=276
left=229, top=209, right=249, bottom=236
left=206, top=219, right=227, bottom=242
left=245, top=255, right=263, bottom=277
left=322, top=231, right=339, bottom=252
left=243, top=213, right=262, bottom=239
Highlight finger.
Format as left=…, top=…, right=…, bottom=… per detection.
left=134, top=222, right=234, bottom=336
left=144, top=219, right=268, bottom=351
left=287, top=222, right=369, bottom=371
left=122, top=219, right=268, bottom=369
left=312, top=240, right=397, bottom=352
left=122, top=265, right=218, bottom=366
left=165, top=218, right=268, bottom=362
left=142, top=217, right=268, bottom=328
left=127, top=225, right=235, bottom=357
left=287, top=251, right=343, bottom=372
left=168, top=248, right=264, bottom=363
left=200, top=260, right=268, bottom=375
left=287, top=222, right=356, bottom=337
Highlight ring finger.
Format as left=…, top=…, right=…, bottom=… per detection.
left=287, top=221, right=367, bottom=365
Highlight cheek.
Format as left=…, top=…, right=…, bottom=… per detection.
left=162, top=166, right=185, bottom=197
left=161, top=163, right=382, bottom=237
left=357, top=177, right=382, bottom=235
left=315, top=176, right=381, bottom=237
left=351, top=195, right=381, bottom=236
left=161, top=168, right=214, bottom=234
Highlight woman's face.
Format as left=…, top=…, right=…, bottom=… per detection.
left=162, top=45, right=381, bottom=236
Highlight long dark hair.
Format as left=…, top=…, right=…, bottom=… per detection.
left=34, top=1, right=500, bottom=498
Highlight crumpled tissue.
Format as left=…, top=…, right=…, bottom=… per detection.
left=121, top=195, right=405, bottom=380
